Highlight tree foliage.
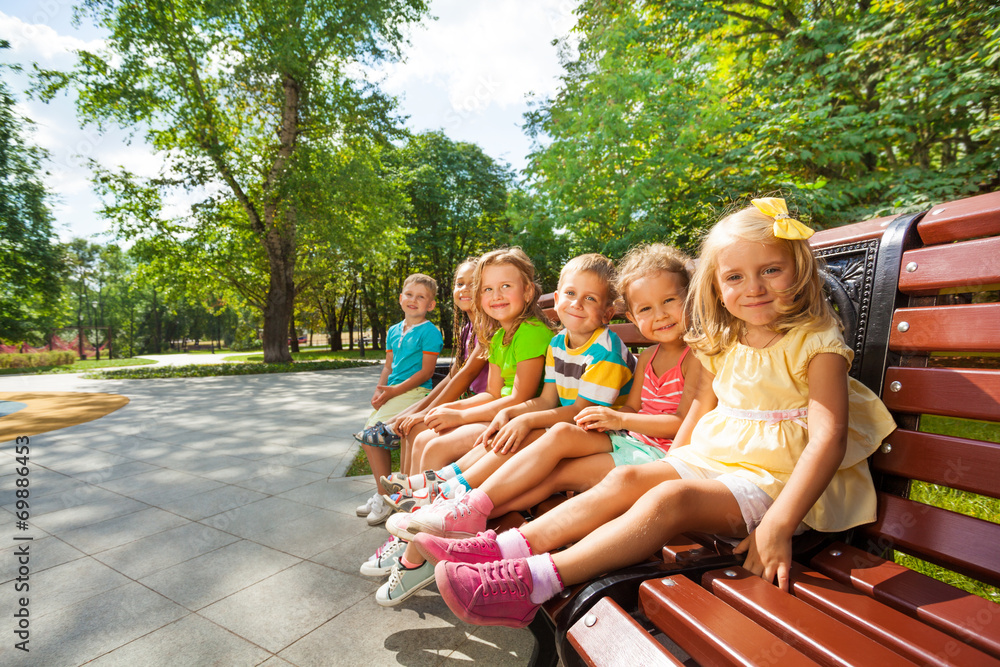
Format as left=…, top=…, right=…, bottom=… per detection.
left=526, top=0, right=1000, bottom=254
left=39, top=0, right=427, bottom=361
left=0, top=44, right=64, bottom=342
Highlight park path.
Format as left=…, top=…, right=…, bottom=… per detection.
left=0, top=367, right=533, bottom=666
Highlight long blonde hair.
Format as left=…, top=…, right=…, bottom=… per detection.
left=685, top=205, right=836, bottom=357
left=472, top=247, right=554, bottom=347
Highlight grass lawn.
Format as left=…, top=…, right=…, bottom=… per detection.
left=346, top=444, right=400, bottom=478
left=84, top=358, right=375, bottom=379
left=0, top=357, right=157, bottom=376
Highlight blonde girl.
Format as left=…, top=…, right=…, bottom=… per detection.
left=427, top=198, right=896, bottom=628
left=403, top=248, right=555, bottom=473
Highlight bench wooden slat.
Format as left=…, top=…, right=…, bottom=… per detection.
left=898, top=236, right=1000, bottom=295
left=566, top=597, right=684, bottom=667
left=810, top=215, right=895, bottom=247
left=811, top=542, right=1000, bottom=658
left=871, top=429, right=1000, bottom=497
left=889, top=303, right=1000, bottom=353
left=881, top=367, right=1000, bottom=422
left=788, top=563, right=1000, bottom=667
left=861, top=493, right=1000, bottom=588
left=703, top=566, right=916, bottom=667
left=638, top=575, right=820, bottom=667
left=916, top=191, right=1000, bottom=245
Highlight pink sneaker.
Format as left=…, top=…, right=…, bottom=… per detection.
left=404, top=488, right=489, bottom=539
left=412, top=530, right=501, bottom=566
left=435, top=558, right=538, bottom=628
left=385, top=492, right=450, bottom=540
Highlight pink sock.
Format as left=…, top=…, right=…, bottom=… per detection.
left=467, top=488, right=494, bottom=515
left=526, top=554, right=564, bottom=604
left=496, top=528, right=532, bottom=559
left=400, top=555, right=422, bottom=569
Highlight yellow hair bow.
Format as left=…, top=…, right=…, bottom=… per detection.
left=751, top=197, right=814, bottom=240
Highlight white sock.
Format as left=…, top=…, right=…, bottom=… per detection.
left=496, top=528, right=531, bottom=560
left=526, top=554, right=563, bottom=604
left=437, top=463, right=460, bottom=480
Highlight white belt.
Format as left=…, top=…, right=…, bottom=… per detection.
left=715, top=405, right=808, bottom=429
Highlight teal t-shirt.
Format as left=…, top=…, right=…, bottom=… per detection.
left=488, top=318, right=555, bottom=397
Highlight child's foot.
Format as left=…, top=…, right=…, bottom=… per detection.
left=385, top=492, right=451, bottom=540
left=366, top=493, right=393, bottom=526
left=404, top=488, right=490, bottom=539
left=435, top=558, right=538, bottom=628
left=412, top=530, right=501, bottom=566
left=375, top=560, right=435, bottom=607
left=383, top=483, right=440, bottom=513
left=380, top=472, right=408, bottom=495
left=401, top=470, right=442, bottom=492
left=355, top=492, right=378, bottom=517
left=359, top=535, right=406, bottom=576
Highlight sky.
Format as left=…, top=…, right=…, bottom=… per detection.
left=0, top=1, right=579, bottom=242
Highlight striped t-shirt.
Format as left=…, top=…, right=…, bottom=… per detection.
left=631, top=346, right=689, bottom=450
left=544, top=327, right=636, bottom=408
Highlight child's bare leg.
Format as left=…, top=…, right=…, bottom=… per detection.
left=420, top=424, right=488, bottom=471
left=477, top=423, right=612, bottom=508
left=453, top=444, right=489, bottom=472
left=519, top=462, right=681, bottom=554
left=552, top=479, right=745, bottom=585
left=408, top=428, right=436, bottom=476
left=400, top=422, right=430, bottom=475
left=457, top=428, right=548, bottom=488
left=362, top=444, right=393, bottom=496
left=491, top=453, right=614, bottom=516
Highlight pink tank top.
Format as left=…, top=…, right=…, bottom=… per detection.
left=629, top=346, right=689, bottom=451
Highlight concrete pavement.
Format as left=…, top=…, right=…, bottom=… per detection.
left=0, top=366, right=535, bottom=666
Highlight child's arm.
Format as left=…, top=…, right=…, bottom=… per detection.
left=476, top=382, right=588, bottom=454
left=671, top=357, right=715, bottom=448
left=371, top=350, right=394, bottom=409
left=735, top=352, right=849, bottom=591
left=373, top=352, right=438, bottom=408
left=395, top=344, right=489, bottom=433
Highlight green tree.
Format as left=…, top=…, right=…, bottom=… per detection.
left=398, top=131, right=514, bottom=346
left=38, top=0, right=427, bottom=362
left=0, top=44, right=65, bottom=343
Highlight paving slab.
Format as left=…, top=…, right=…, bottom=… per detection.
left=0, top=365, right=535, bottom=665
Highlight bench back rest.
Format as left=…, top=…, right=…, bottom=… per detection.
left=846, top=192, right=1000, bottom=593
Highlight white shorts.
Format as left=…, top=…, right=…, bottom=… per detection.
left=664, top=458, right=807, bottom=536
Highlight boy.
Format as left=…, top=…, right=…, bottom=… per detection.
left=355, top=273, right=443, bottom=526
left=372, top=254, right=638, bottom=604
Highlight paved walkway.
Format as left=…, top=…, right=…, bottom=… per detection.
left=0, top=366, right=534, bottom=666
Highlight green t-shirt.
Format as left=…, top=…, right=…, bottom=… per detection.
left=489, top=318, right=555, bottom=397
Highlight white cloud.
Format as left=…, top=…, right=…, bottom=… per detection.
left=0, top=11, right=104, bottom=65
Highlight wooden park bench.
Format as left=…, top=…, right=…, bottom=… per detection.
left=523, top=191, right=1000, bottom=666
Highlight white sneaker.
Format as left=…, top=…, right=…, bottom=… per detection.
left=355, top=492, right=377, bottom=517
left=360, top=536, right=406, bottom=576
left=375, top=560, right=435, bottom=606
left=366, top=493, right=393, bottom=526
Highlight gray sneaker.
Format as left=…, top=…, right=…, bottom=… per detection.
left=356, top=492, right=377, bottom=517
left=375, top=559, right=435, bottom=606
left=360, top=536, right=406, bottom=577
left=366, top=493, right=394, bottom=526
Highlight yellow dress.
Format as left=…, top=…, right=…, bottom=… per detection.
left=667, top=325, right=896, bottom=532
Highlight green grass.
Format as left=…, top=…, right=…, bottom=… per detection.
left=346, top=445, right=401, bottom=478
left=244, top=348, right=388, bottom=362
left=0, top=357, right=157, bottom=376
left=83, top=359, right=374, bottom=379
left=893, top=414, right=1000, bottom=602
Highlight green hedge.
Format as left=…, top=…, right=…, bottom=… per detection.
left=0, top=351, right=77, bottom=369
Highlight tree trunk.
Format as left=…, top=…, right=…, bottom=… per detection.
left=289, top=311, right=300, bottom=353
left=261, top=248, right=295, bottom=363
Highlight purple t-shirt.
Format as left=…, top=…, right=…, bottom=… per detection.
left=461, top=321, right=490, bottom=394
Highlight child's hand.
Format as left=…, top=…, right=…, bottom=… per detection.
left=734, top=518, right=793, bottom=592
left=370, top=389, right=384, bottom=409
left=489, top=417, right=531, bottom=455
left=424, top=407, right=463, bottom=432
left=374, top=384, right=400, bottom=408
left=476, top=409, right=511, bottom=449
left=396, top=411, right=426, bottom=435
left=575, top=406, right=621, bottom=432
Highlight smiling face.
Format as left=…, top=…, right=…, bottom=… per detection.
left=399, top=282, right=436, bottom=323
left=453, top=263, right=475, bottom=314
left=479, top=262, right=529, bottom=328
left=715, top=238, right=796, bottom=338
left=554, top=269, right=613, bottom=347
left=625, top=270, right=687, bottom=344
